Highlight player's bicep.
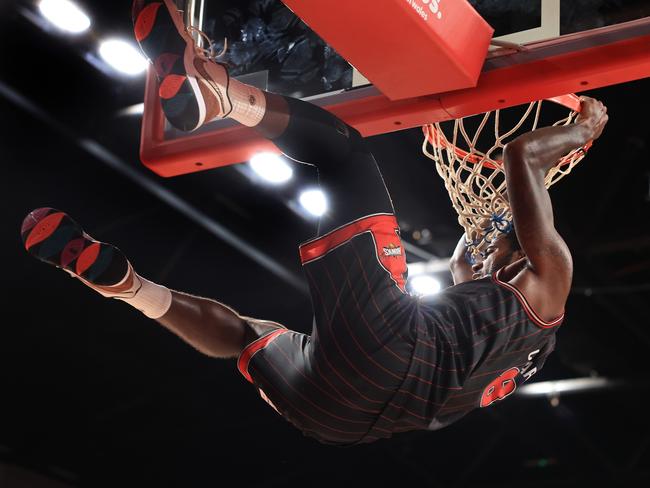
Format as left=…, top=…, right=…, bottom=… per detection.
left=529, top=230, right=573, bottom=281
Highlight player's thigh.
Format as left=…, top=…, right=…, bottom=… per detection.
left=271, top=97, right=395, bottom=236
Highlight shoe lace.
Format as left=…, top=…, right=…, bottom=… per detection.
left=186, top=26, right=228, bottom=62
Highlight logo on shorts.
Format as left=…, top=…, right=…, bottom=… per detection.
left=383, top=243, right=403, bottom=257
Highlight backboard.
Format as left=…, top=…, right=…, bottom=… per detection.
left=140, top=0, right=650, bottom=176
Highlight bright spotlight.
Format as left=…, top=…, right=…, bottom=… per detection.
left=250, top=153, right=293, bottom=184
left=39, top=0, right=91, bottom=34
left=409, top=275, right=441, bottom=296
left=299, top=189, right=327, bottom=217
left=99, top=39, right=148, bottom=75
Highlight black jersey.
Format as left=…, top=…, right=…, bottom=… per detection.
left=378, top=268, right=563, bottom=435
left=240, top=236, right=563, bottom=445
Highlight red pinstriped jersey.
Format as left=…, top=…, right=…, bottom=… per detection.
left=239, top=226, right=563, bottom=444
left=383, top=268, right=562, bottom=433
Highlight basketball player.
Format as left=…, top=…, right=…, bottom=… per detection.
left=21, top=0, right=608, bottom=445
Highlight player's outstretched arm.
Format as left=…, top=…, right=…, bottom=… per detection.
left=502, top=97, right=608, bottom=316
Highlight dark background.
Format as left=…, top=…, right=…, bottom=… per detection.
left=1, top=1, right=649, bottom=487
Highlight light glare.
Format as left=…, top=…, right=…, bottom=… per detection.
left=518, top=377, right=613, bottom=396
left=299, top=190, right=327, bottom=217
left=39, top=0, right=91, bottom=33
left=250, top=153, right=293, bottom=184
left=99, top=39, right=148, bottom=75
left=409, top=275, right=441, bottom=296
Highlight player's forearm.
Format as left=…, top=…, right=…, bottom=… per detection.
left=505, top=122, right=591, bottom=173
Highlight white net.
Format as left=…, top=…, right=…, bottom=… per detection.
left=422, top=98, right=589, bottom=259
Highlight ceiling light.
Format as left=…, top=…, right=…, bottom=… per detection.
left=117, top=103, right=145, bottom=117
left=407, top=259, right=450, bottom=276
left=299, top=189, right=327, bottom=217
left=39, top=0, right=91, bottom=34
left=249, top=153, right=293, bottom=184
left=99, top=39, right=148, bottom=75
left=517, top=377, right=614, bottom=396
left=409, top=275, right=441, bottom=296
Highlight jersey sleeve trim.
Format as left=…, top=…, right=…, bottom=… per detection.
left=492, top=269, right=564, bottom=329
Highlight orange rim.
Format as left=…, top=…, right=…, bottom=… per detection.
left=423, top=93, right=587, bottom=169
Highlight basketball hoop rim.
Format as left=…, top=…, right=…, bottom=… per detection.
left=423, top=93, right=588, bottom=169
left=546, top=93, right=582, bottom=112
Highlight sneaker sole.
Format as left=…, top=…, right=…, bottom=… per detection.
left=134, top=0, right=208, bottom=131
left=21, top=208, right=129, bottom=286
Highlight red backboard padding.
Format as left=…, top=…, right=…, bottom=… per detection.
left=281, top=0, right=493, bottom=101
left=139, top=16, right=650, bottom=177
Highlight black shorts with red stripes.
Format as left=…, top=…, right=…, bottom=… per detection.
left=236, top=96, right=421, bottom=445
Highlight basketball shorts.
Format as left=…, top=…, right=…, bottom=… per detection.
left=236, top=97, right=419, bottom=445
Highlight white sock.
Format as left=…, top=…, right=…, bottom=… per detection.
left=116, top=274, right=173, bottom=320
left=70, top=265, right=173, bottom=320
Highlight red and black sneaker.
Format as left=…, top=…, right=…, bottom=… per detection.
left=132, top=0, right=231, bottom=131
left=21, top=208, right=129, bottom=287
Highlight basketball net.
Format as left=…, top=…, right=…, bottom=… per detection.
left=422, top=95, right=590, bottom=259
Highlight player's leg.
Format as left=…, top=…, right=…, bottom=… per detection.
left=132, top=0, right=407, bottom=342
left=258, top=94, right=400, bottom=235
left=247, top=97, right=417, bottom=444
left=21, top=207, right=267, bottom=359
left=131, top=1, right=413, bottom=444
left=132, top=0, right=394, bottom=234
left=134, top=0, right=410, bottom=342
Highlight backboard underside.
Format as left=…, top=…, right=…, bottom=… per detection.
left=140, top=0, right=650, bottom=177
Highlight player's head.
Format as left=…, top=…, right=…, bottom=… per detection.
left=471, top=229, right=525, bottom=279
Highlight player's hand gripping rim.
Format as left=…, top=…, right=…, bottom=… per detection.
left=576, top=96, right=609, bottom=143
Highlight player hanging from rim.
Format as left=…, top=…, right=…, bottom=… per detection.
left=21, top=0, right=608, bottom=445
